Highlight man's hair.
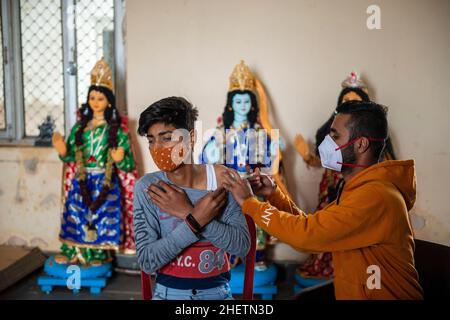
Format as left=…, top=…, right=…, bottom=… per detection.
left=138, top=96, right=199, bottom=136
left=335, top=101, right=389, bottom=161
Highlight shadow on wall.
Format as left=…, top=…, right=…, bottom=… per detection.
left=127, top=118, right=145, bottom=177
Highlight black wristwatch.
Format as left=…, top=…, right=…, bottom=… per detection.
left=186, top=213, right=203, bottom=234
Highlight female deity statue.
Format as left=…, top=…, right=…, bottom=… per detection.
left=201, top=60, right=291, bottom=268
left=52, top=58, right=137, bottom=266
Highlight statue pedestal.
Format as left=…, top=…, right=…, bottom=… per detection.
left=229, top=263, right=278, bottom=300
left=293, top=273, right=330, bottom=294
left=37, top=255, right=112, bottom=294
left=114, top=252, right=140, bottom=275
left=34, top=140, right=52, bottom=147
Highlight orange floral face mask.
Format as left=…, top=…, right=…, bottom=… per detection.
left=150, top=145, right=185, bottom=172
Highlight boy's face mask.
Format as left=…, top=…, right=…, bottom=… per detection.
left=150, top=144, right=185, bottom=172
left=318, top=134, right=385, bottom=172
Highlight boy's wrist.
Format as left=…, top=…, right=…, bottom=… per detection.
left=185, top=213, right=204, bottom=234
left=181, top=205, right=194, bottom=219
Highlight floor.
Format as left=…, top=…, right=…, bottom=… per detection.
left=0, top=263, right=299, bottom=300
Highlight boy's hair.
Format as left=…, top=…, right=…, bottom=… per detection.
left=138, top=97, right=199, bottom=136
left=335, top=101, right=389, bottom=161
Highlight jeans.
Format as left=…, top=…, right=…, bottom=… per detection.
left=152, top=283, right=234, bottom=300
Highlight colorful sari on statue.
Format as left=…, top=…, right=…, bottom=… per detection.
left=59, top=116, right=137, bottom=257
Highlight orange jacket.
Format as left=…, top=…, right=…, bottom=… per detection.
left=242, top=160, right=423, bottom=300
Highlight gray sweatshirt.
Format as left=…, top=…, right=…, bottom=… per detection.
left=133, top=170, right=250, bottom=289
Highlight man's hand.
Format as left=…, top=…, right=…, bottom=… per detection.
left=147, top=181, right=193, bottom=219
left=247, top=167, right=276, bottom=198
left=191, top=187, right=228, bottom=228
left=220, top=168, right=254, bottom=206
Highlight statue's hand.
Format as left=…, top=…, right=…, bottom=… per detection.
left=110, top=147, right=125, bottom=163
left=294, top=133, right=311, bottom=162
left=52, top=132, right=67, bottom=157
left=204, top=141, right=220, bottom=164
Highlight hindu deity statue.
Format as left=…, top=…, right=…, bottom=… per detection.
left=51, top=58, right=137, bottom=267
left=201, top=60, right=291, bottom=269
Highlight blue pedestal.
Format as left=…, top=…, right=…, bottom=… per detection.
left=293, top=273, right=329, bottom=294
left=37, top=255, right=112, bottom=294
left=229, top=263, right=278, bottom=300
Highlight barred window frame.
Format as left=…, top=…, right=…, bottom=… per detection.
left=0, top=0, right=126, bottom=145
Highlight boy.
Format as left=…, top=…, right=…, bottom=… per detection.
left=133, top=96, right=250, bottom=300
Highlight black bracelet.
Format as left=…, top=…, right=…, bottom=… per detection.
left=186, top=213, right=203, bottom=233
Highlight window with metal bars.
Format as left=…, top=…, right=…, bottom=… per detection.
left=0, top=0, right=126, bottom=143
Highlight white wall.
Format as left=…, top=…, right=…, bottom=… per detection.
left=0, top=147, right=63, bottom=250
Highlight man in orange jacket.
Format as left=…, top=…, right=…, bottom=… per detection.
left=221, top=101, right=423, bottom=300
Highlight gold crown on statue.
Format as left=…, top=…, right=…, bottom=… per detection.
left=228, top=60, right=256, bottom=92
left=341, top=71, right=367, bottom=90
left=90, top=57, right=114, bottom=92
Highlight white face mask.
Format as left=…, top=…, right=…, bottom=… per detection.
left=318, top=134, right=343, bottom=172
left=318, top=134, right=386, bottom=172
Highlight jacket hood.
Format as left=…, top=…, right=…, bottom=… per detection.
left=343, top=160, right=417, bottom=210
